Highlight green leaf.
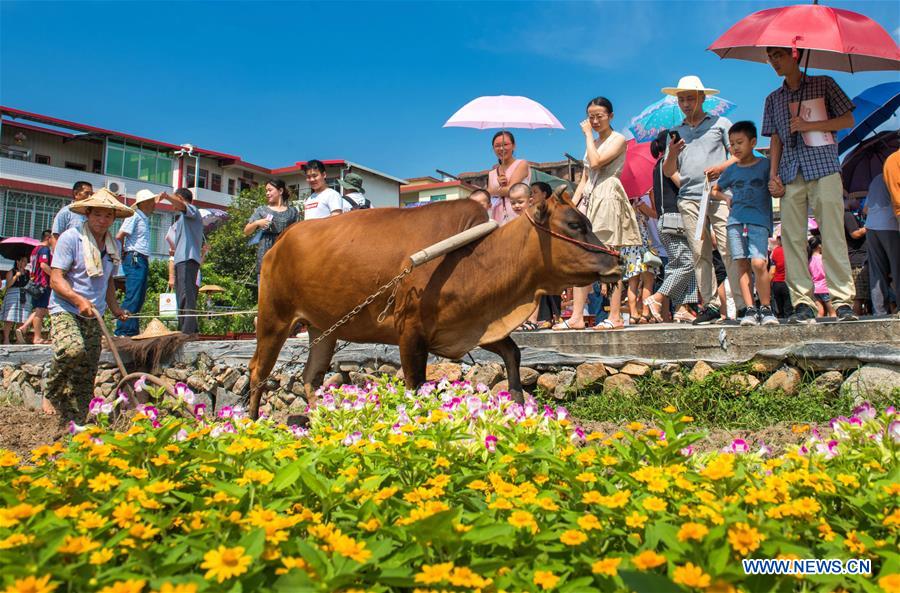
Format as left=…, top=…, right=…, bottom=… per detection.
left=462, top=523, right=515, bottom=545
left=210, top=479, right=247, bottom=499
left=272, top=461, right=301, bottom=491
left=619, top=570, right=678, bottom=593
left=239, top=528, right=266, bottom=560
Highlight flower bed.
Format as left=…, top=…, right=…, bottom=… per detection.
left=1, top=379, right=898, bottom=593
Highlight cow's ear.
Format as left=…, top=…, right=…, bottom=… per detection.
left=534, top=195, right=550, bottom=225
left=551, top=184, right=567, bottom=202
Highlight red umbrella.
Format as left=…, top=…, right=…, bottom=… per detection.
left=620, top=140, right=656, bottom=199
left=708, top=4, right=900, bottom=73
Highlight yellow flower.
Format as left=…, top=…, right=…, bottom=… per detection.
left=145, top=479, right=178, bottom=495
left=113, top=502, right=141, bottom=528
left=879, top=574, right=900, bottom=593
left=535, top=497, right=559, bottom=511
left=663, top=405, right=677, bottom=413
left=0, top=503, right=44, bottom=528
left=276, top=556, right=310, bottom=576
left=592, top=557, right=621, bottom=576
left=625, top=512, right=648, bottom=530
left=448, top=566, right=489, bottom=588
left=513, top=443, right=531, bottom=453
left=358, top=518, right=381, bottom=532
left=632, top=550, right=667, bottom=570
left=415, top=562, right=454, bottom=584
left=1, top=575, right=57, bottom=593
left=129, top=523, right=161, bottom=540
left=576, top=472, right=597, bottom=483
left=508, top=510, right=538, bottom=534
left=728, top=523, right=765, bottom=556
left=90, top=548, right=115, bottom=565
left=560, top=530, right=587, bottom=546
left=0, top=533, right=34, bottom=549
left=678, top=522, right=709, bottom=542
left=845, top=530, right=866, bottom=554
left=155, top=584, right=198, bottom=593
left=0, top=450, right=21, bottom=467
left=87, top=472, right=120, bottom=493
left=58, top=535, right=100, bottom=554
left=577, top=514, right=602, bottom=531
left=77, top=511, right=105, bottom=531
left=627, top=422, right=645, bottom=431
left=201, top=545, right=252, bottom=582
left=673, top=563, right=711, bottom=589
left=533, top=570, right=559, bottom=590
left=97, top=580, right=146, bottom=593
left=330, top=533, right=371, bottom=563
left=235, top=469, right=274, bottom=486
left=642, top=496, right=667, bottom=513
left=701, top=455, right=735, bottom=481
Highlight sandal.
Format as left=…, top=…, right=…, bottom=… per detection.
left=643, top=296, right=665, bottom=323
left=673, top=311, right=696, bottom=324
left=536, top=321, right=553, bottom=330
left=517, top=321, right=539, bottom=331
left=552, top=319, right=585, bottom=331
left=14, top=329, right=27, bottom=344
left=592, top=319, right=625, bottom=331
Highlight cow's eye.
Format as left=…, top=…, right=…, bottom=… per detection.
left=568, top=221, right=584, bottom=232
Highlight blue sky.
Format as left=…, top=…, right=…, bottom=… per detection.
left=1, top=1, right=897, bottom=180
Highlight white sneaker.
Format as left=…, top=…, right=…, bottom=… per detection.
left=758, top=306, right=779, bottom=326
left=740, top=307, right=759, bottom=326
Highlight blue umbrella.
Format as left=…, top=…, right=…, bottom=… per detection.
left=837, top=81, right=900, bottom=155
left=628, top=95, right=737, bottom=142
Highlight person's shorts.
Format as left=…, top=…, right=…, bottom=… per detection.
left=31, top=288, right=50, bottom=310
left=815, top=292, right=831, bottom=303
left=851, top=264, right=869, bottom=299
left=727, top=224, right=769, bottom=261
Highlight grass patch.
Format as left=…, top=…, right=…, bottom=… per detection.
left=541, top=365, right=870, bottom=430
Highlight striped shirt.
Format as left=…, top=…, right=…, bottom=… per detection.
left=762, top=75, right=854, bottom=184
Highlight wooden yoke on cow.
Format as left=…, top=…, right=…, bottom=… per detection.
left=408, top=221, right=499, bottom=267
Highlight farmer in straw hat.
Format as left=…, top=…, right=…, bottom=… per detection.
left=661, top=75, right=743, bottom=325
left=44, top=188, right=131, bottom=423
left=114, top=189, right=157, bottom=337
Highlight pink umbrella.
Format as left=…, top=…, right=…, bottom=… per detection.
left=619, top=140, right=656, bottom=199
left=0, top=236, right=40, bottom=260
left=443, top=95, right=564, bottom=130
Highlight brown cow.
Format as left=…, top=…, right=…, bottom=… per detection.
left=248, top=192, right=621, bottom=418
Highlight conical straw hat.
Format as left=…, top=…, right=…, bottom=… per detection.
left=132, top=318, right=180, bottom=340
left=70, top=188, right=134, bottom=219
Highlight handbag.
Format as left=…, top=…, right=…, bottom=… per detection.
left=24, top=279, right=48, bottom=298
left=656, top=146, right=685, bottom=236
left=642, top=249, right=663, bottom=268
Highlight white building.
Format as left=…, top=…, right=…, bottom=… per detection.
left=0, top=106, right=406, bottom=268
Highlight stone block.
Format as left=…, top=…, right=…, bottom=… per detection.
left=232, top=375, right=249, bottom=395
left=728, top=372, right=760, bottom=392
left=21, top=383, right=41, bottom=410
left=841, top=364, right=900, bottom=403
left=165, top=368, right=190, bottom=382
left=426, top=362, right=462, bottom=383
left=217, top=367, right=239, bottom=390
left=519, top=367, right=539, bottom=387
left=377, top=364, right=398, bottom=376
left=323, top=373, right=344, bottom=389
left=465, top=363, right=504, bottom=388
left=536, top=373, right=559, bottom=394
left=749, top=356, right=781, bottom=374
left=187, top=375, right=210, bottom=393
left=603, top=373, right=638, bottom=397
left=813, top=370, right=844, bottom=394
left=553, top=370, right=576, bottom=400
left=349, top=371, right=377, bottom=386
left=575, top=362, right=607, bottom=390
left=491, top=380, right=509, bottom=396
left=21, top=364, right=42, bottom=377
left=291, top=381, right=307, bottom=396
left=620, top=362, right=650, bottom=377
left=689, top=361, right=714, bottom=382
left=762, top=366, right=803, bottom=395
left=214, top=389, right=244, bottom=414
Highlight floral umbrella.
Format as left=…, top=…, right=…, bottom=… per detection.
left=628, top=95, right=736, bottom=142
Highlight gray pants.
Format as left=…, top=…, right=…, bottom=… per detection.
left=866, top=229, right=900, bottom=315
left=175, top=259, right=200, bottom=334
left=659, top=231, right=699, bottom=307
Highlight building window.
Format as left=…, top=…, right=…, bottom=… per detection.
left=92, top=159, right=102, bottom=174
left=211, top=173, right=222, bottom=192
left=65, top=161, right=86, bottom=171
left=429, top=194, right=447, bottom=201
left=185, top=165, right=209, bottom=190
left=104, top=139, right=173, bottom=185
left=0, top=190, right=65, bottom=239
left=227, top=179, right=236, bottom=195
left=35, top=154, right=51, bottom=165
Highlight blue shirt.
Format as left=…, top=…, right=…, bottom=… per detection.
left=51, top=204, right=86, bottom=236
left=762, top=75, right=854, bottom=183
left=173, top=203, right=204, bottom=264
left=49, top=228, right=116, bottom=316
left=119, top=209, right=151, bottom=256
left=865, top=174, right=898, bottom=232
left=717, top=158, right=773, bottom=231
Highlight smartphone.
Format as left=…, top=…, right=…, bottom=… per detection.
left=669, top=130, right=682, bottom=143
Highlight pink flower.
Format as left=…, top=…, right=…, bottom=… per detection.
left=140, top=405, right=159, bottom=421
left=484, top=434, right=498, bottom=452
left=88, top=397, right=105, bottom=416
left=888, top=420, right=900, bottom=444
left=680, top=445, right=694, bottom=457
left=116, top=389, right=129, bottom=405
left=174, top=382, right=195, bottom=405
left=814, top=440, right=839, bottom=459
left=68, top=421, right=86, bottom=434
left=757, top=442, right=771, bottom=456
left=853, top=402, right=876, bottom=421
left=133, top=375, right=147, bottom=392
left=193, top=403, right=207, bottom=419
left=218, top=406, right=233, bottom=419
left=725, top=438, right=750, bottom=454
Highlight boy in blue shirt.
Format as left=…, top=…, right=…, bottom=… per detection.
left=712, top=121, right=778, bottom=326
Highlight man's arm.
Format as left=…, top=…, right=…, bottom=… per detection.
left=159, top=192, right=187, bottom=212
left=105, top=274, right=128, bottom=320
left=50, top=268, right=92, bottom=316
left=662, top=139, right=684, bottom=178
left=790, top=110, right=854, bottom=134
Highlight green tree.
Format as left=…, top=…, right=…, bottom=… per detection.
left=205, top=185, right=265, bottom=282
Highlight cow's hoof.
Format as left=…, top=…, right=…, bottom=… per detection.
left=286, top=413, right=310, bottom=428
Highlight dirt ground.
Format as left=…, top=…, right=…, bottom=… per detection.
left=0, top=404, right=68, bottom=460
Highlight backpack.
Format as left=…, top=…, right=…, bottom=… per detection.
left=342, top=194, right=372, bottom=210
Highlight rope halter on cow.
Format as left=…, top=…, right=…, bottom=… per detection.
left=523, top=210, right=621, bottom=258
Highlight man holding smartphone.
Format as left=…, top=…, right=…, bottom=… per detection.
left=662, top=75, right=741, bottom=325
